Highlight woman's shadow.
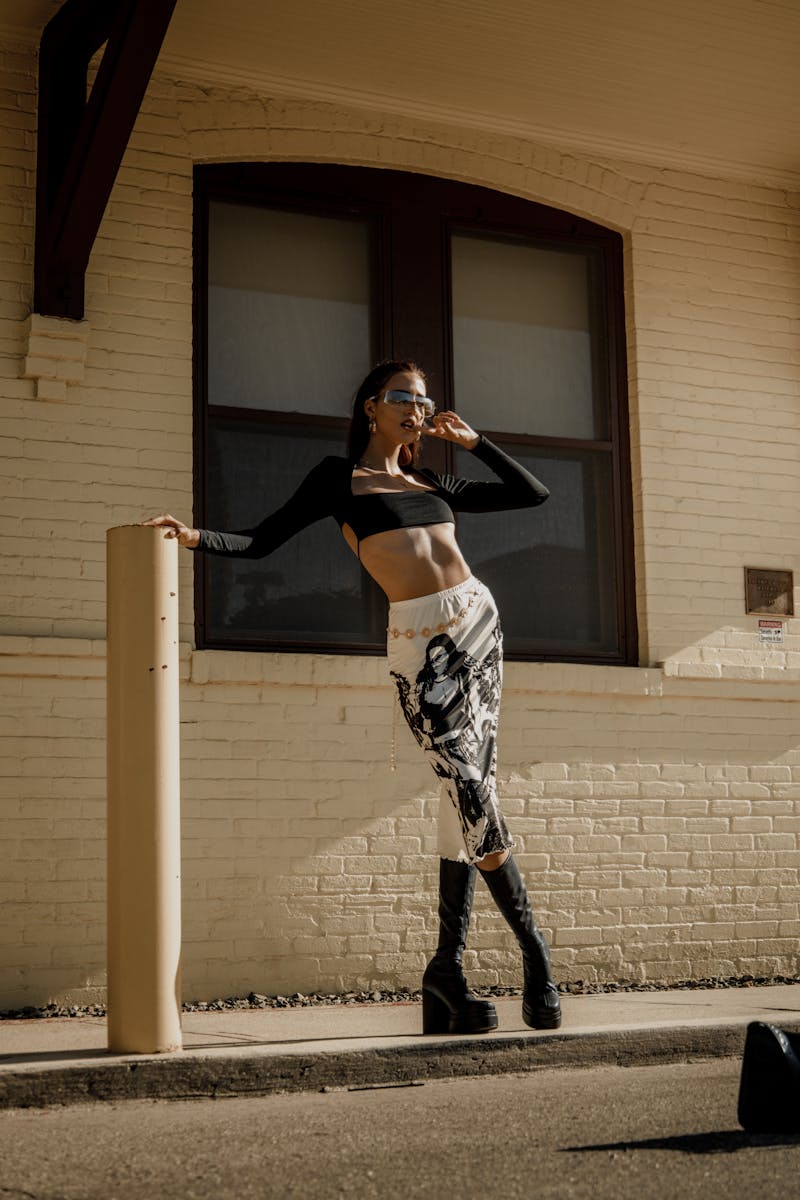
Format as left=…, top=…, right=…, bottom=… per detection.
left=563, top=1129, right=800, bottom=1155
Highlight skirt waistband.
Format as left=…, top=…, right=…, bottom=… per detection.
left=386, top=577, right=488, bottom=642
left=387, top=575, right=479, bottom=617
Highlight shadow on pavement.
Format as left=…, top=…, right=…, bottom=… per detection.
left=0, top=1029, right=441, bottom=1067
left=563, top=1129, right=800, bottom=1155
left=0, top=1049, right=112, bottom=1066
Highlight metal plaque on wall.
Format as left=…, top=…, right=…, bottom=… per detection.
left=744, top=567, right=795, bottom=617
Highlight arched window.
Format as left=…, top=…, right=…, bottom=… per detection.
left=194, top=164, right=636, bottom=664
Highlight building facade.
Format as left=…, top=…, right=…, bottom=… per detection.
left=1, top=1, right=799, bottom=1008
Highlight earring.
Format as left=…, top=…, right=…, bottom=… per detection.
left=369, top=418, right=377, bottom=433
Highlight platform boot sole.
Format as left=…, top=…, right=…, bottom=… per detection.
left=422, top=987, right=499, bottom=1035
left=522, top=1000, right=562, bottom=1030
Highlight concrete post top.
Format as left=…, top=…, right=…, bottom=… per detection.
left=107, top=523, right=178, bottom=534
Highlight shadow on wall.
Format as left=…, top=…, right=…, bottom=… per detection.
left=179, top=756, right=441, bottom=998
left=177, top=678, right=800, bottom=999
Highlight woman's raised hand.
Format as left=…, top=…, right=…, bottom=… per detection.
left=424, top=411, right=480, bottom=450
left=142, top=514, right=200, bottom=548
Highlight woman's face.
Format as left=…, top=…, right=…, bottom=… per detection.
left=366, top=370, right=429, bottom=446
left=428, top=645, right=449, bottom=674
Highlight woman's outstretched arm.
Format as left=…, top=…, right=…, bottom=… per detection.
left=143, top=458, right=339, bottom=559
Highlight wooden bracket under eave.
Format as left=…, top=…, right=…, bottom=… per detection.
left=34, top=0, right=177, bottom=321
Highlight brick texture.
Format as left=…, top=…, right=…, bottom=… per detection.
left=0, top=36, right=798, bottom=1007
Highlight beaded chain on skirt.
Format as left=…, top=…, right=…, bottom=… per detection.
left=386, top=576, right=514, bottom=865
left=387, top=589, right=479, bottom=641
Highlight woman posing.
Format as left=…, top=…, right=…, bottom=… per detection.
left=146, top=360, right=561, bottom=1035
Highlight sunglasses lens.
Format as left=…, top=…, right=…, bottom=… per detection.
left=384, top=390, right=435, bottom=416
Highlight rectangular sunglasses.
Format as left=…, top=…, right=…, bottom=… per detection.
left=381, top=389, right=436, bottom=418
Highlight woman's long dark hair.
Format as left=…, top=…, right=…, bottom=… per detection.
left=347, top=359, right=427, bottom=468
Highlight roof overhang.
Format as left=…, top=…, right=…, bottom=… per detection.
left=6, top=0, right=800, bottom=186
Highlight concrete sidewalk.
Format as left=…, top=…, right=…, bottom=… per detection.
left=2, top=984, right=800, bottom=1109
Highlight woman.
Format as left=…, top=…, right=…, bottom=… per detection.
left=145, top=360, right=561, bottom=1035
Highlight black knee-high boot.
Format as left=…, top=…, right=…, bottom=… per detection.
left=422, top=859, right=499, bottom=1035
left=479, top=854, right=561, bottom=1030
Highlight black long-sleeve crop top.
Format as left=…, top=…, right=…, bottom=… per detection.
left=196, top=435, right=549, bottom=559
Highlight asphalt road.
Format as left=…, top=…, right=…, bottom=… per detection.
left=1, top=1058, right=799, bottom=1199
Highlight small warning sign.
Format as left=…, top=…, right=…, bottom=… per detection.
left=758, top=619, right=784, bottom=645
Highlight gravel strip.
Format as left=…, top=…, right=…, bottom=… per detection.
left=2, top=974, right=798, bottom=1020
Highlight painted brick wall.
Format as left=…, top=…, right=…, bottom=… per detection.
left=629, top=175, right=800, bottom=670
left=2, top=643, right=798, bottom=1006
left=0, top=35, right=798, bottom=1007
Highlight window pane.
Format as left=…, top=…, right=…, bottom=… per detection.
left=451, top=233, right=609, bottom=440
left=455, top=443, right=619, bottom=656
left=197, top=165, right=633, bottom=664
left=208, top=201, right=373, bottom=416
left=205, top=416, right=385, bottom=648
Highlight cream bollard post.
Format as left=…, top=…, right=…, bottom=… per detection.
left=106, top=524, right=182, bottom=1053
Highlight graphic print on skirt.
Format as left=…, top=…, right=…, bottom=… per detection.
left=388, top=578, right=513, bottom=864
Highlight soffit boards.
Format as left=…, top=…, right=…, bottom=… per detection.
left=6, top=0, right=800, bottom=184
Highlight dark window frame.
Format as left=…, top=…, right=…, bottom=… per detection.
left=193, top=163, right=637, bottom=665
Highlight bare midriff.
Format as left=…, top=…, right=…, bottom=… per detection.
left=340, top=522, right=472, bottom=602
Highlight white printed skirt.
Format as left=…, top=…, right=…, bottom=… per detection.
left=387, top=576, right=514, bottom=865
